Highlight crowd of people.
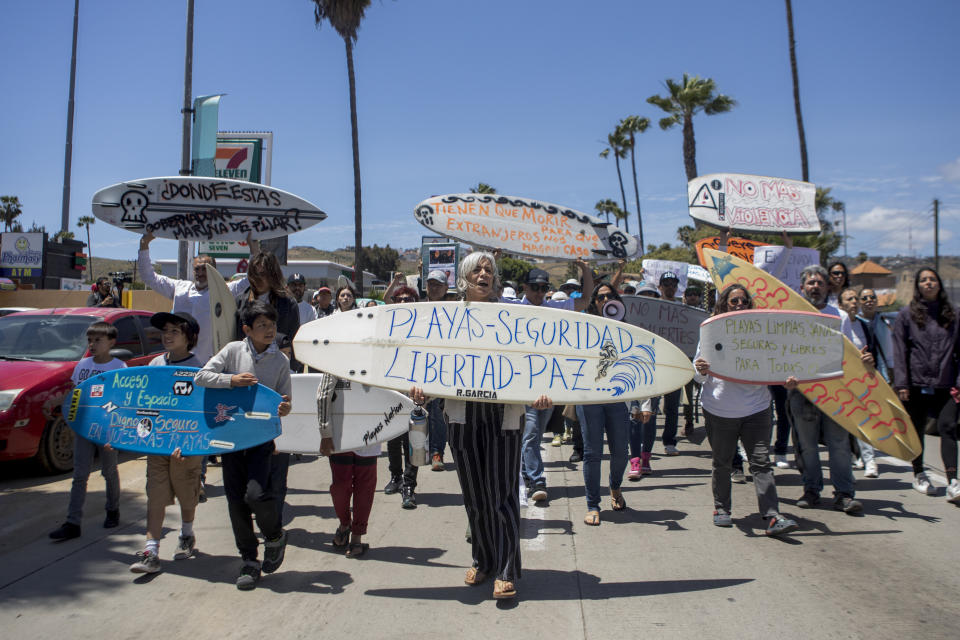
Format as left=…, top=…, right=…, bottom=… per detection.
left=46, top=234, right=960, bottom=600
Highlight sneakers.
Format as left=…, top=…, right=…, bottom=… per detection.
left=664, top=445, right=679, bottom=456
left=261, top=530, right=287, bottom=574
left=731, top=469, right=746, bottom=484
left=49, top=522, right=81, bottom=541
left=913, top=472, right=936, bottom=496
left=640, top=452, right=652, bottom=475
left=103, top=509, right=120, bottom=528
left=401, top=485, right=417, bottom=509
left=430, top=453, right=444, bottom=471
left=383, top=474, right=401, bottom=495
left=774, top=454, right=790, bottom=469
left=852, top=457, right=865, bottom=470
left=712, top=509, right=732, bottom=527
left=765, top=515, right=799, bottom=537
left=129, top=549, right=161, bottom=574
left=834, top=495, right=863, bottom=514
left=562, top=425, right=573, bottom=444
left=236, top=562, right=261, bottom=591
left=863, top=460, right=879, bottom=478
left=550, top=433, right=562, bottom=447
left=946, top=479, right=960, bottom=504
left=628, top=457, right=641, bottom=481
left=569, top=451, right=582, bottom=463
left=198, top=481, right=207, bottom=503
left=529, top=484, right=547, bottom=502
left=173, top=535, right=196, bottom=560
left=796, top=490, right=820, bottom=509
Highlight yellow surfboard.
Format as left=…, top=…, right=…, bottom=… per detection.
left=701, top=248, right=920, bottom=461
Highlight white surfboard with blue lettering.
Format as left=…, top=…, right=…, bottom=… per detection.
left=293, top=302, right=693, bottom=405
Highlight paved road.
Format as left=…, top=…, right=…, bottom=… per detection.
left=1, top=422, right=958, bottom=639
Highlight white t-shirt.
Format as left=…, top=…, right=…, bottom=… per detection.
left=297, top=300, right=318, bottom=323
left=71, top=356, right=126, bottom=386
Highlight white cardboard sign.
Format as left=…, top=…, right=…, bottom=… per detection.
left=752, top=245, right=820, bottom=290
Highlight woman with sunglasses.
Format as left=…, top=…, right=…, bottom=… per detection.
left=826, top=261, right=850, bottom=307
left=575, top=283, right=630, bottom=526
left=409, top=252, right=553, bottom=600
left=893, top=268, right=960, bottom=500
left=693, top=284, right=799, bottom=536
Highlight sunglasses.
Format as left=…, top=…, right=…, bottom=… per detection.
left=527, top=283, right=549, bottom=292
left=830, top=270, right=846, bottom=276
left=728, top=296, right=749, bottom=306
left=860, top=294, right=877, bottom=301
left=596, top=292, right=614, bottom=301
left=396, top=296, right=416, bottom=303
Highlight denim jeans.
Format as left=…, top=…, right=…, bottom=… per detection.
left=629, top=395, right=658, bottom=458
left=857, top=439, right=875, bottom=465
left=67, top=435, right=120, bottom=525
left=427, top=397, right=448, bottom=456
left=661, top=389, right=680, bottom=446
left=522, top=406, right=552, bottom=488
left=788, top=390, right=855, bottom=497
left=576, top=403, right=629, bottom=511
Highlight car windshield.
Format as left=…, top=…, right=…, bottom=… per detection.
left=0, top=314, right=99, bottom=361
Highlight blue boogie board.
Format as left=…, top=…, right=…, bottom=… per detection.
left=63, top=366, right=282, bottom=456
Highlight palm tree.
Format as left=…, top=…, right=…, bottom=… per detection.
left=785, top=0, right=809, bottom=181
left=599, top=129, right=630, bottom=233
left=646, top=73, right=737, bottom=181
left=618, top=115, right=650, bottom=249
left=312, top=0, right=372, bottom=290
left=1, top=195, right=23, bottom=232
left=594, top=198, right=619, bottom=224
left=77, top=215, right=95, bottom=281
left=469, top=183, right=497, bottom=194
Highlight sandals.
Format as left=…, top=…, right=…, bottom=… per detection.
left=583, top=510, right=600, bottom=526
left=464, top=566, right=487, bottom=586
left=493, top=579, right=517, bottom=599
left=611, top=491, right=626, bottom=511
left=332, top=525, right=350, bottom=548
left=345, top=542, right=368, bottom=558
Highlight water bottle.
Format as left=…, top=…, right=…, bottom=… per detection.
left=407, top=407, right=430, bottom=467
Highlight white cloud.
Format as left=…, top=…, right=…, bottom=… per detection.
left=940, top=157, right=960, bottom=182
left=848, top=205, right=954, bottom=251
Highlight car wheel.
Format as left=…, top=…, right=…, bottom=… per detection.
left=36, top=417, right=74, bottom=474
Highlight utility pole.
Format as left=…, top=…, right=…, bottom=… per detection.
left=933, top=198, right=940, bottom=272
left=842, top=208, right=848, bottom=258
left=59, top=0, right=80, bottom=235
left=177, top=0, right=195, bottom=280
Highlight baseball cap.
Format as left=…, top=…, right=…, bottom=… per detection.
left=426, top=270, right=448, bottom=284
left=150, top=311, right=200, bottom=336
left=287, top=273, right=306, bottom=284
left=637, top=282, right=661, bottom=297
left=502, top=286, right=517, bottom=299
left=525, top=268, right=550, bottom=285
left=659, top=271, right=679, bottom=284
left=684, top=284, right=703, bottom=295
left=315, top=286, right=331, bottom=294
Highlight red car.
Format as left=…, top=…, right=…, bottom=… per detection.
left=0, top=307, right=165, bottom=473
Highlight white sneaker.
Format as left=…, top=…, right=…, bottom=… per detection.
left=664, top=445, right=679, bottom=456
left=774, top=454, right=790, bottom=469
left=130, top=549, right=161, bottom=574
left=731, top=469, right=746, bottom=484
left=173, top=535, right=196, bottom=560
left=947, top=479, right=960, bottom=504
left=852, top=457, right=865, bottom=469
left=912, top=472, right=936, bottom=496
left=863, top=460, right=879, bottom=478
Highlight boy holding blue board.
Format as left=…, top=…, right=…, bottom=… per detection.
left=129, top=312, right=204, bottom=573
left=195, top=301, right=292, bottom=591
left=49, top=323, right=126, bottom=541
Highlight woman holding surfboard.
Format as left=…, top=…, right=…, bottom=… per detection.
left=692, top=284, right=799, bottom=536
left=892, top=268, right=960, bottom=499
left=576, top=283, right=630, bottom=526
left=408, top=251, right=553, bottom=600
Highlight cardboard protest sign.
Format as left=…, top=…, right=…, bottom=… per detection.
left=695, top=236, right=768, bottom=268
left=752, top=245, right=820, bottom=290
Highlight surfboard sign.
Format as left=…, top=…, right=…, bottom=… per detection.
left=618, top=296, right=708, bottom=359
left=293, top=301, right=693, bottom=405
left=205, top=264, right=237, bottom=356
left=701, top=248, right=920, bottom=460
left=63, top=366, right=282, bottom=456
left=699, top=310, right=843, bottom=384
left=91, top=177, right=327, bottom=241
left=695, top=235, right=768, bottom=267
left=688, top=173, right=819, bottom=234
left=276, top=374, right=416, bottom=454
left=413, top=194, right=638, bottom=260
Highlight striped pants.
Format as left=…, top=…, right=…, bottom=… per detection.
left=449, top=402, right=522, bottom=582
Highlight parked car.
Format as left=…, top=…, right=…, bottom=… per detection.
left=0, top=307, right=164, bottom=473
left=0, top=307, right=37, bottom=317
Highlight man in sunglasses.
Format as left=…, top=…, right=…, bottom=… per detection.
left=516, top=261, right=593, bottom=503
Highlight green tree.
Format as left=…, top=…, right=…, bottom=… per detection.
left=360, top=244, right=400, bottom=281
left=594, top=198, right=619, bottom=224
left=647, top=74, right=737, bottom=181
left=498, top=255, right=532, bottom=286
left=599, top=128, right=630, bottom=232
left=469, top=183, right=497, bottom=194
left=785, top=0, right=809, bottom=181
left=619, top=115, right=650, bottom=249
left=77, top=215, right=95, bottom=281
left=53, top=229, right=75, bottom=242
left=312, top=0, right=372, bottom=289
left=1, top=196, right=23, bottom=232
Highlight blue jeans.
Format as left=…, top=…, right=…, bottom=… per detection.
left=576, top=403, right=629, bottom=511
left=629, top=397, right=658, bottom=458
left=788, top=390, right=855, bottom=497
left=522, top=406, right=552, bottom=488
left=67, top=435, right=119, bottom=525
left=661, top=389, right=680, bottom=446
left=427, top=398, right=448, bottom=455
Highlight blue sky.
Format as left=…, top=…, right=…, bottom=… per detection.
left=2, top=0, right=958, bottom=263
